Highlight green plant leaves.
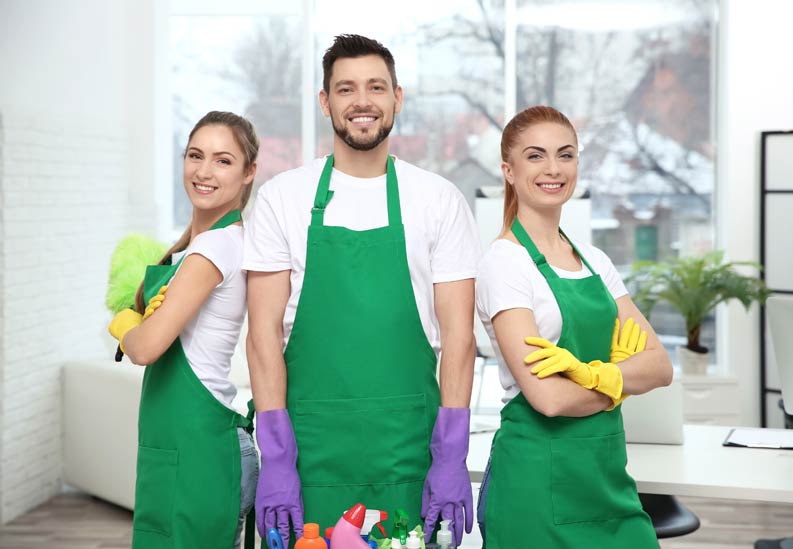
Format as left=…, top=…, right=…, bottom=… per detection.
left=626, top=250, right=771, bottom=351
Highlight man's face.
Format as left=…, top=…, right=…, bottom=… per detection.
left=319, top=54, right=403, bottom=152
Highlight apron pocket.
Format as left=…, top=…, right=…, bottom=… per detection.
left=550, top=431, right=641, bottom=525
left=294, top=393, right=429, bottom=487
left=133, top=445, right=178, bottom=536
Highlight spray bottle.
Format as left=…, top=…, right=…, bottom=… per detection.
left=329, top=503, right=371, bottom=549
left=391, top=508, right=409, bottom=548
left=360, top=508, right=388, bottom=541
left=436, top=519, right=454, bottom=549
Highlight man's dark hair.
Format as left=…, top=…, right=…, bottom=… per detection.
left=322, top=34, right=397, bottom=93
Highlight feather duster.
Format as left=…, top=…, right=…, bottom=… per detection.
left=106, top=234, right=168, bottom=313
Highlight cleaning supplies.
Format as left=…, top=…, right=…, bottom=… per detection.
left=436, top=519, right=453, bottom=549
left=330, top=503, right=371, bottom=549
left=267, top=527, right=285, bottom=549
left=405, top=531, right=421, bottom=549
left=391, top=508, right=409, bottom=547
left=361, top=509, right=389, bottom=540
left=296, top=523, right=327, bottom=549
left=390, top=536, right=404, bottom=549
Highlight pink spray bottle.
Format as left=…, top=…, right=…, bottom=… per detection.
left=330, top=503, right=372, bottom=549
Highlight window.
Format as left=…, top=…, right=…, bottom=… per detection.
left=170, top=5, right=304, bottom=228
left=167, top=0, right=718, bottom=394
left=514, top=0, right=717, bottom=359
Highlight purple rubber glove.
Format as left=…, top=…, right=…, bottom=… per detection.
left=255, top=409, right=304, bottom=546
left=422, top=407, right=474, bottom=546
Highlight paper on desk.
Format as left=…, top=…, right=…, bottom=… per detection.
left=723, top=427, right=793, bottom=449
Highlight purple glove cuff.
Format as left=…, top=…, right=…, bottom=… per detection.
left=255, top=408, right=297, bottom=463
left=430, top=407, right=471, bottom=463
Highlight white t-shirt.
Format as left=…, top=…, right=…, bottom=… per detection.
left=169, top=225, right=247, bottom=408
left=242, top=156, right=481, bottom=353
left=476, top=238, right=628, bottom=403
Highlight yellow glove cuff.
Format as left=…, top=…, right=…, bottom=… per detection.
left=109, top=309, right=143, bottom=353
left=606, top=393, right=630, bottom=411
left=588, top=360, right=624, bottom=402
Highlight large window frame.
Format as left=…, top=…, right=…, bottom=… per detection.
left=159, top=0, right=721, bottom=410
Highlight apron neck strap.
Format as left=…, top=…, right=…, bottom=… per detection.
left=209, top=209, right=241, bottom=230
left=311, top=154, right=401, bottom=226
left=510, top=218, right=595, bottom=279
left=161, top=210, right=239, bottom=266
left=384, top=155, right=401, bottom=225
left=561, top=228, right=597, bottom=274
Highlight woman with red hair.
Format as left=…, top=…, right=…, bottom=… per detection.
left=475, top=105, right=672, bottom=548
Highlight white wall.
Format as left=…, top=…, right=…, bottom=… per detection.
left=0, top=0, right=158, bottom=523
left=718, top=0, right=793, bottom=426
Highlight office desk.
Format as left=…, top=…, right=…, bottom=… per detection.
left=468, top=424, right=793, bottom=503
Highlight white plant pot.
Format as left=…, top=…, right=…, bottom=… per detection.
left=677, top=345, right=709, bottom=376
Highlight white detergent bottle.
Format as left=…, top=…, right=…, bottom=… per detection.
left=405, top=531, right=421, bottom=549
left=390, top=537, right=404, bottom=549
left=437, top=519, right=454, bottom=549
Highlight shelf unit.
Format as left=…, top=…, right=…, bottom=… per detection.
left=759, top=130, right=793, bottom=427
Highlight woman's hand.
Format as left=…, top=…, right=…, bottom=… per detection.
left=524, top=338, right=624, bottom=404
left=142, top=285, right=168, bottom=321
left=610, top=317, right=647, bottom=363
left=108, top=309, right=143, bottom=353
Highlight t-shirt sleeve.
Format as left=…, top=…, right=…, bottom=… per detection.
left=242, top=180, right=292, bottom=272
left=184, top=229, right=242, bottom=284
left=476, top=244, right=535, bottom=321
left=587, top=245, right=628, bottom=299
left=430, top=183, right=483, bottom=283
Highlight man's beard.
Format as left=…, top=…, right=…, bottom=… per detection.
left=330, top=108, right=395, bottom=151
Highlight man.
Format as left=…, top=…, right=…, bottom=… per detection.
left=243, top=34, right=479, bottom=548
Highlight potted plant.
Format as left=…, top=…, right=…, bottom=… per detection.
left=627, top=250, right=770, bottom=375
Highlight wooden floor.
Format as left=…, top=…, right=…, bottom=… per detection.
left=0, top=493, right=791, bottom=548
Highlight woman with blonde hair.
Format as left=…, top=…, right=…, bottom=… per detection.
left=109, top=111, right=259, bottom=549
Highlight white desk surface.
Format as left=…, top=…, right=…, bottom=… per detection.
left=467, top=424, right=793, bottom=504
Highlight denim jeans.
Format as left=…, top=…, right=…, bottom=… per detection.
left=235, top=427, right=260, bottom=549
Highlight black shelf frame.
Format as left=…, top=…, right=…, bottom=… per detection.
left=759, top=130, right=793, bottom=427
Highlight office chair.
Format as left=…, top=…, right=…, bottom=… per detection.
left=760, top=297, right=793, bottom=549
left=638, top=493, right=700, bottom=538
left=768, top=296, right=793, bottom=428
left=754, top=537, right=793, bottom=549
left=778, top=399, right=793, bottom=430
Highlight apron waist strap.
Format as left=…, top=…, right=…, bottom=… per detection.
left=233, top=399, right=256, bottom=433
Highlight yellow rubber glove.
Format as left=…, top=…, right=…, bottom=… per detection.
left=610, top=317, right=648, bottom=363
left=143, top=285, right=168, bottom=321
left=524, top=337, right=624, bottom=402
left=607, top=318, right=650, bottom=409
left=108, top=308, right=143, bottom=353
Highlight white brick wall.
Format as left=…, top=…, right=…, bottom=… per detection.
left=0, top=111, right=133, bottom=522
left=0, top=0, right=160, bottom=524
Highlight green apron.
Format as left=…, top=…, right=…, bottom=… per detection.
left=483, top=219, right=656, bottom=548
left=132, top=210, right=256, bottom=549
left=283, top=155, right=440, bottom=539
